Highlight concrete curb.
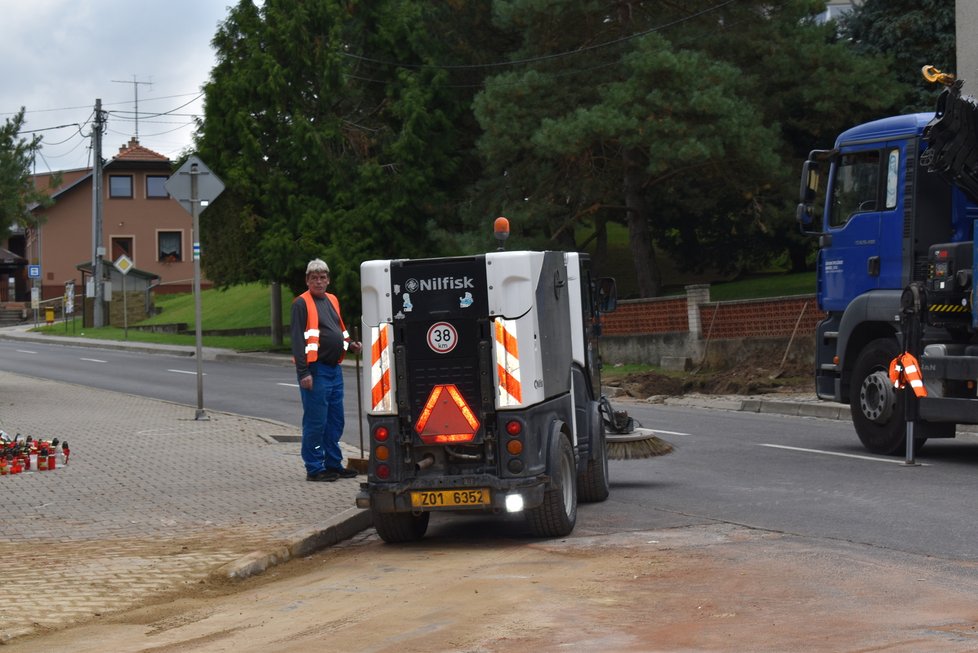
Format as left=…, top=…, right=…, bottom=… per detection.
left=217, top=508, right=375, bottom=580
left=739, top=398, right=848, bottom=420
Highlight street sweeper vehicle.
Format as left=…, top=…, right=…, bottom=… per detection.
left=797, top=66, right=978, bottom=455
left=354, top=222, right=635, bottom=543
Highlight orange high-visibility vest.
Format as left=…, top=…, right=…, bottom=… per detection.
left=299, top=290, right=348, bottom=364
left=888, top=352, right=927, bottom=398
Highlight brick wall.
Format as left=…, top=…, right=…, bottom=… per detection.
left=601, top=296, right=688, bottom=335
left=601, top=293, right=825, bottom=339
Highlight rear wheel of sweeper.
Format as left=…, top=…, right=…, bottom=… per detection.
left=371, top=508, right=430, bottom=543
left=577, top=402, right=610, bottom=503
left=526, top=432, right=577, bottom=538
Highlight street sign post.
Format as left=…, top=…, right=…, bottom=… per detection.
left=165, top=155, right=225, bottom=420
left=114, top=254, right=133, bottom=340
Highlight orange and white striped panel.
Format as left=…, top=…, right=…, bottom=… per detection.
left=370, top=323, right=393, bottom=412
left=494, top=317, right=522, bottom=407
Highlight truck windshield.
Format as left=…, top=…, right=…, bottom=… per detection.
left=829, top=150, right=880, bottom=227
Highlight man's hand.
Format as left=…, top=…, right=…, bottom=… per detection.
left=299, top=375, right=313, bottom=390
left=350, top=341, right=363, bottom=355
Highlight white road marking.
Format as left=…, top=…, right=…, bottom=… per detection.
left=80, top=357, right=107, bottom=363
left=167, top=369, right=204, bottom=375
left=277, top=382, right=299, bottom=388
left=16, top=349, right=37, bottom=354
left=758, top=443, right=930, bottom=466
left=649, top=429, right=690, bottom=436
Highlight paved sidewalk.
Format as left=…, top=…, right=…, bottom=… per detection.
left=0, top=327, right=373, bottom=643
left=0, top=325, right=843, bottom=644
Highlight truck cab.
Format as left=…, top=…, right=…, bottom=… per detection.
left=798, top=89, right=978, bottom=454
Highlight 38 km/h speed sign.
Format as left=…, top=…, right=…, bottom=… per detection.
left=426, top=321, right=458, bottom=354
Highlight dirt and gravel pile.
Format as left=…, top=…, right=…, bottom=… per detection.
left=605, top=361, right=813, bottom=399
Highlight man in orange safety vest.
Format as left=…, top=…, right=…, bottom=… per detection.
left=291, top=258, right=362, bottom=482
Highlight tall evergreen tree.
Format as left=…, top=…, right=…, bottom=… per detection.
left=472, top=0, right=903, bottom=294
left=840, top=0, right=956, bottom=113
left=0, top=109, right=53, bottom=239
left=196, top=0, right=497, bottom=306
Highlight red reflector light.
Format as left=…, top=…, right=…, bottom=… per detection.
left=937, top=249, right=949, bottom=259
left=506, top=420, right=522, bottom=436
left=415, top=384, right=480, bottom=445
left=375, top=464, right=390, bottom=480
left=374, top=426, right=389, bottom=441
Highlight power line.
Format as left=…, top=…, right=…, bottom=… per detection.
left=1, top=92, right=203, bottom=118
left=339, top=0, right=738, bottom=70
left=105, top=92, right=205, bottom=121
left=337, top=0, right=785, bottom=92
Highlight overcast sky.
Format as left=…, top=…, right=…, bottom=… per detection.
left=0, top=1, right=234, bottom=173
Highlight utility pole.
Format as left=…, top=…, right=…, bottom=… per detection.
left=112, top=75, right=152, bottom=140
left=91, top=99, right=106, bottom=327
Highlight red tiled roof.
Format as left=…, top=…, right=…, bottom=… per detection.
left=33, top=169, right=89, bottom=197
left=112, top=137, right=168, bottom=162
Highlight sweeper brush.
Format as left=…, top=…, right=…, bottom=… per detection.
left=601, top=397, right=675, bottom=460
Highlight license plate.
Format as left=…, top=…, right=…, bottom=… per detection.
left=410, top=488, right=490, bottom=508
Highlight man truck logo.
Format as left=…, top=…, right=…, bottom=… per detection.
left=405, top=276, right=474, bottom=292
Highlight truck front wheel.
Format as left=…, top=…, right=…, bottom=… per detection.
left=371, top=509, right=430, bottom=544
left=526, top=433, right=577, bottom=538
left=849, top=338, right=925, bottom=455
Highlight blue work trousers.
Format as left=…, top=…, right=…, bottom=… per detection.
left=299, top=362, right=345, bottom=475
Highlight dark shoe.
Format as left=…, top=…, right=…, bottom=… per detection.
left=327, top=466, right=358, bottom=478
left=306, top=470, right=339, bottom=482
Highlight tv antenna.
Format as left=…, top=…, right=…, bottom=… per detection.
left=111, top=75, right=152, bottom=139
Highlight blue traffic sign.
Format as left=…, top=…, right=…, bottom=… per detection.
left=27, top=265, right=40, bottom=279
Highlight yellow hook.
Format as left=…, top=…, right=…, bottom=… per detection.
left=922, top=65, right=956, bottom=86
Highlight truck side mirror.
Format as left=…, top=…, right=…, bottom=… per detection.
left=796, top=202, right=815, bottom=226
left=797, top=151, right=833, bottom=233
left=799, top=159, right=820, bottom=205
left=597, top=277, right=617, bottom=313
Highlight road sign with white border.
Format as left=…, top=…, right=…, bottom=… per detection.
left=113, top=254, right=134, bottom=275
left=426, top=321, right=459, bottom=354
left=165, top=155, right=225, bottom=216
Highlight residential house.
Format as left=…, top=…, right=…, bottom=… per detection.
left=2, top=138, right=209, bottom=322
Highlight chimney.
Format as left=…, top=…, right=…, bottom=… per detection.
left=119, top=137, right=140, bottom=154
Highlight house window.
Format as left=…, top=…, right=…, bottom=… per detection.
left=147, top=175, right=169, bottom=198
left=158, top=231, right=182, bottom=262
left=111, top=237, right=133, bottom=262
left=109, top=175, right=133, bottom=198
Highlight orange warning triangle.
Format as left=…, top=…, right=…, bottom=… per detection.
left=415, top=384, right=480, bottom=444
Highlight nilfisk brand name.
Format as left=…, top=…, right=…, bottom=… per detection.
left=405, top=276, right=475, bottom=292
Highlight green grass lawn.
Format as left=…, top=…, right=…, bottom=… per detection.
left=142, top=283, right=294, bottom=330
left=37, top=283, right=296, bottom=352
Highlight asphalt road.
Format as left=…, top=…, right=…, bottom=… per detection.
left=0, top=338, right=368, bottom=448
left=5, top=338, right=978, bottom=563
left=606, top=400, right=978, bottom=561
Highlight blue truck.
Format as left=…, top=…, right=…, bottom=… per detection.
left=797, top=67, right=978, bottom=454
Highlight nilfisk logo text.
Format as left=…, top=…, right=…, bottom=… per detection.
left=405, top=277, right=475, bottom=292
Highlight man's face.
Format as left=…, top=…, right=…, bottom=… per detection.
left=306, top=271, right=329, bottom=297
